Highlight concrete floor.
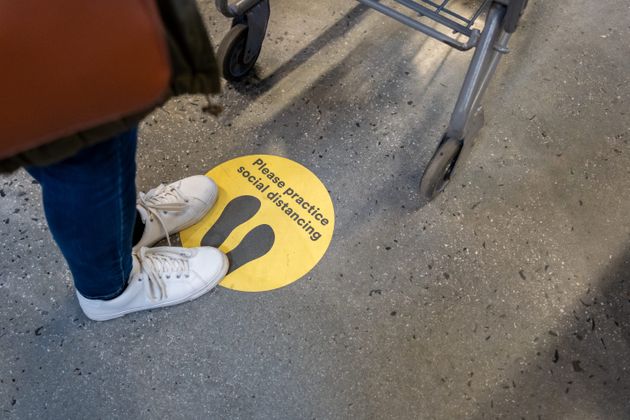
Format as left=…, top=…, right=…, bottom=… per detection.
left=1, top=0, right=629, bottom=418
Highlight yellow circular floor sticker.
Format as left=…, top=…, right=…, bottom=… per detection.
left=180, top=155, right=335, bottom=292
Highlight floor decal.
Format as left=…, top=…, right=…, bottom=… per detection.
left=180, top=155, right=335, bottom=292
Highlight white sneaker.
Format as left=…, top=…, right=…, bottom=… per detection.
left=134, top=175, right=218, bottom=252
left=77, top=246, right=229, bottom=321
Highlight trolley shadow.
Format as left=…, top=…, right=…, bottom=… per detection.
left=213, top=0, right=529, bottom=201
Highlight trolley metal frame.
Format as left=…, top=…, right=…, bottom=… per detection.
left=213, top=0, right=528, bottom=200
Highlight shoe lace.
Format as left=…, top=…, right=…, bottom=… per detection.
left=138, top=247, right=192, bottom=301
left=137, top=183, right=189, bottom=246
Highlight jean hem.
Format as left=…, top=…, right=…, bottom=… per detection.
left=78, top=281, right=128, bottom=301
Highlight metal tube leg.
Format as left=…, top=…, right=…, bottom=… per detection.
left=215, top=0, right=236, bottom=17
left=469, top=31, right=511, bottom=114
left=216, top=0, right=263, bottom=17
left=445, top=3, right=506, bottom=140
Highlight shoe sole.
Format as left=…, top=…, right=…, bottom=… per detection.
left=84, top=252, right=229, bottom=321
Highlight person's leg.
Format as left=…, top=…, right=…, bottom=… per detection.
left=27, top=127, right=228, bottom=321
left=26, top=128, right=138, bottom=299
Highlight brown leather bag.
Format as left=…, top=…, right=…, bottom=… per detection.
left=0, top=0, right=172, bottom=160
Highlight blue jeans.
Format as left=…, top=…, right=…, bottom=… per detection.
left=26, top=129, right=138, bottom=300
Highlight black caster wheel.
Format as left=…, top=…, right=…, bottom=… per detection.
left=419, top=137, right=463, bottom=200
left=217, top=24, right=260, bottom=81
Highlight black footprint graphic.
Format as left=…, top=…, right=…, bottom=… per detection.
left=201, top=195, right=261, bottom=248
left=226, top=224, right=275, bottom=274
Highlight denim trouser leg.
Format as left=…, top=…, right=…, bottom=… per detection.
left=26, top=129, right=138, bottom=299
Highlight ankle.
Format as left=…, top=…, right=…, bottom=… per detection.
left=132, top=210, right=146, bottom=247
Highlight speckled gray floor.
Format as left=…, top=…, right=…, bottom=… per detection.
left=1, top=0, right=629, bottom=418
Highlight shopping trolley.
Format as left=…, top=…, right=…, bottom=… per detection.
left=213, top=0, right=528, bottom=200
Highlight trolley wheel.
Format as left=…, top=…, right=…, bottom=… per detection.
left=217, top=24, right=259, bottom=81
left=420, top=137, right=463, bottom=200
